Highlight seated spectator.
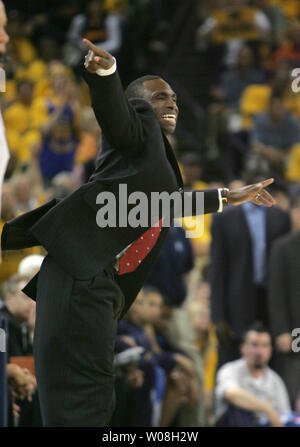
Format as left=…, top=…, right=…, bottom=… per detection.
left=250, top=93, right=300, bottom=178
left=152, top=301, right=200, bottom=427
left=6, top=362, right=37, bottom=425
left=0, top=274, right=33, bottom=357
left=118, top=287, right=198, bottom=426
left=0, top=274, right=41, bottom=427
left=214, top=322, right=291, bottom=427
left=65, top=0, right=122, bottom=67
left=273, top=20, right=300, bottom=69
left=196, top=0, right=271, bottom=75
left=117, top=288, right=165, bottom=426
left=212, top=45, right=266, bottom=112
left=110, top=336, right=144, bottom=426
left=3, top=79, right=40, bottom=167
left=268, top=196, right=300, bottom=409
left=208, top=45, right=267, bottom=181
left=239, top=60, right=300, bottom=130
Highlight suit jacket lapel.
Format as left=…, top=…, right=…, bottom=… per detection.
left=162, top=131, right=183, bottom=189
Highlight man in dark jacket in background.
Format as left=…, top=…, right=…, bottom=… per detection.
left=210, top=172, right=290, bottom=368
left=268, top=196, right=300, bottom=409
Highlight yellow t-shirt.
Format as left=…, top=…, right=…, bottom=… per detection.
left=12, top=38, right=37, bottom=65
left=240, top=85, right=271, bottom=130
left=3, top=102, right=41, bottom=164
left=212, top=8, right=261, bottom=44
left=286, top=143, right=300, bottom=183
left=240, top=84, right=300, bottom=129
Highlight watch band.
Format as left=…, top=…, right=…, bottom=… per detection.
left=221, top=187, right=230, bottom=206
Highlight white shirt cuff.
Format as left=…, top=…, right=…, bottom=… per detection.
left=96, top=57, right=117, bottom=76
left=217, top=188, right=223, bottom=213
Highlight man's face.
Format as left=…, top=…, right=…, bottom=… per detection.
left=241, top=331, right=272, bottom=369
left=0, top=1, right=9, bottom=56
left=142, top=78, right=179, bottom=135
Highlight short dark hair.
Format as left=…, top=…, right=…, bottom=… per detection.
left=125, top=75, right=161, bottom=100
left=141, top=286, right=162, bottom=298
left=242, top=321, right=270, bottom=343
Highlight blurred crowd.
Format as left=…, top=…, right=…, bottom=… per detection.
left=1, top=0, right=300, bottom=427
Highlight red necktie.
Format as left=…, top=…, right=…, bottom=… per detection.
left=118, top=217, right=164, bottom=275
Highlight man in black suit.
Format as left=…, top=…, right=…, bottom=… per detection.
left=1, top=39, right=276, bottom=426
left=210, top=175, right=291, bottom=369
left=268, top=196, right=300, bottom=409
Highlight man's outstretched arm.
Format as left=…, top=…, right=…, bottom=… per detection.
left=82, top=39, right=146, bottom=157
left=178, top=178, right=276, bottom=218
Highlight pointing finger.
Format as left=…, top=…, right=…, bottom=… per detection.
left=260, top=178, right=274, bottom=189
left=82, top=39, right=110, bottom=58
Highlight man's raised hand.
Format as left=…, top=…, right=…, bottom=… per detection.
left=83, top=39, right=115, bottom=73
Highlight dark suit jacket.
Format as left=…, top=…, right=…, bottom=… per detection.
left=268, top=230, right=300, bottom=337
left=210, top=204, right=291, bottom=336
left=1, top=69, right=219, bottom=317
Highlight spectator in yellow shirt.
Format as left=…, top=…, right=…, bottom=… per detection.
left=286, top=143, right=300, bottom=185
left=3, top=79, right=41, bottom=166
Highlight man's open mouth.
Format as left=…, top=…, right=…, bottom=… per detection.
left=161, top=114, right=177, bottom=124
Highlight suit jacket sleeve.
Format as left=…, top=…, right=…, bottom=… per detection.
left=174, top=189, right=220, bottom=216
left=1, top=199, right=61, bottom=250
left=268, top=238, right=290, bottom=337
left=82, top=69, right=147, bottom=157
left=210, top=213, right=228, bottom=324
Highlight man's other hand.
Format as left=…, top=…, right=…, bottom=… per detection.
left=226, top=178, right=276, bottom=207
left=83, top=39, right=115, bottom=73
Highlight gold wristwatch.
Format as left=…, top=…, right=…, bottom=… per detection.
left=221, top=187, right=230, bottom=206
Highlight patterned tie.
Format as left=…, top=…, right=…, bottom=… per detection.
left=118, top=217, right=164, bottom=275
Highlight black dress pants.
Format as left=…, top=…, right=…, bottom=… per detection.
left=33, top=255, right=124, bottom=427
